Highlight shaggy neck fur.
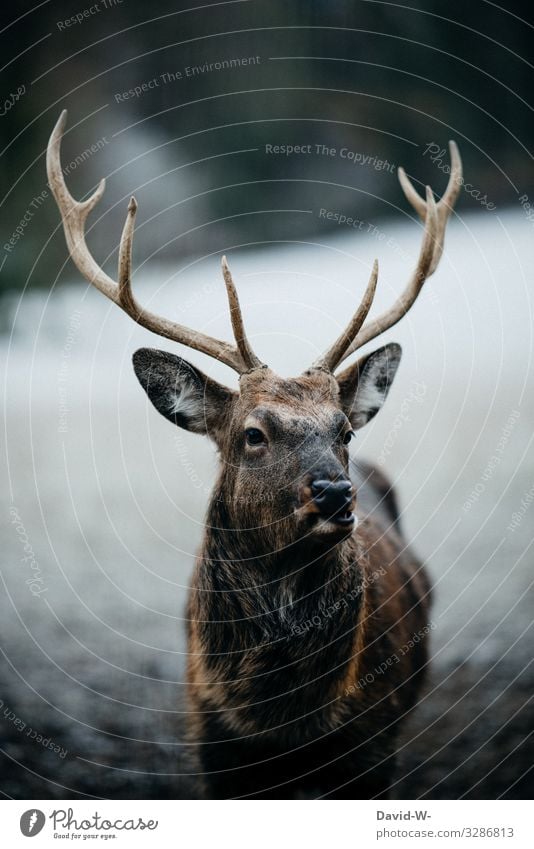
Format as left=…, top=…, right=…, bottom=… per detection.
left=195, top=479, right=367, bottom=661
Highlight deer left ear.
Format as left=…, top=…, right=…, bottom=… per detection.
left=336, top=342, right=402, bottom=429
left=132, top=348, right=236, bottom=442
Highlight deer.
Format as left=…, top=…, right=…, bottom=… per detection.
left=47, top=111, right=461, bottom=799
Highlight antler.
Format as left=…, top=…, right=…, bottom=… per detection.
left=46, top=110, right=263, bottom=374
left=312, top=259, right=379, bottom=372
left=313, top=141, right=462, bottom=371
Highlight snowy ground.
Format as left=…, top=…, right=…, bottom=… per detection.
left=1, top=208, right=533, bottom=798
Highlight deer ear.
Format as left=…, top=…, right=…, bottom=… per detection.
left=336, top=343, right=402, bottom=429
left=132, top=348, right=236, bottom=440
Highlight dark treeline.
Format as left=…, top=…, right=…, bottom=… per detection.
left=1, top=0, right=532, bottom=293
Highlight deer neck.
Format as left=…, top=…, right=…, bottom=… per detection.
left=199, top=483, right=364, bottom=624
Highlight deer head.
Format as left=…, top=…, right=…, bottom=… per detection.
left=47, top=111, right=461, bottom=547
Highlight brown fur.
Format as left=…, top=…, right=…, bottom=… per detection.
left=174, top=364, right=431, bottom=798
left=132, top=346, right=431, bottom=797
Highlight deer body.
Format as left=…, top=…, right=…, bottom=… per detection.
left=47, top=112, right=461, bottom=799
left=187, top=462, right=431, bottom=799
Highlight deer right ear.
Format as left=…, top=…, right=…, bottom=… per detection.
left=132, top=348, right=236, bottom=440
left=336, top=342, right=402, bottom=429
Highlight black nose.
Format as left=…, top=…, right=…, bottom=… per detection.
left=311, top=479, right=353, bottom=516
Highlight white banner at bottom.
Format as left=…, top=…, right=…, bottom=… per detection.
left=1, top=799, right=530, bottom=848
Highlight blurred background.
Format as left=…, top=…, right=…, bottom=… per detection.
left=1, top=0, right=533, bottom=798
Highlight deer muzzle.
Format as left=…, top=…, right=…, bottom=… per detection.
left=310, top=479, right=355, bottom=525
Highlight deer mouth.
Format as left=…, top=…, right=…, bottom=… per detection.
left=330, top=509, right=355, bottom=526
left=312, top=508, right=357, bottom=537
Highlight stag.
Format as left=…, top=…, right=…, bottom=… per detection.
left=47, top=111, right=461, bottom=799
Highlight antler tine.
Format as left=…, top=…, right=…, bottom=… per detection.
left=47, top=110, right=117, bottom=300
left=442, top=141, right=462, bottom=208
left=398, top=140, right=462, bottom=273
left=117, top=197, right=138, bottom=315
left=312, top=260, right=379, bottom=372
left=337, top=188, right=439, bottom=364
left=47, top=110, right=262, bottom=374
left=332, top=143, right=462, bottom=367
left=221, top=257, right=263, bottom=371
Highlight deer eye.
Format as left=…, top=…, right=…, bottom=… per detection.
left=245, top=427, right=266, bottom=446
left=343, top=430, right=355, bottom=445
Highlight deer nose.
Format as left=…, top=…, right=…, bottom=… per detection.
left=311, top=479, right=353, bottom=516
